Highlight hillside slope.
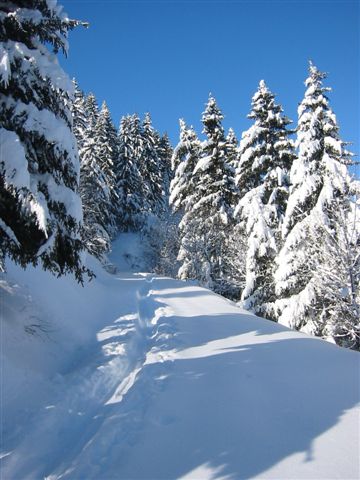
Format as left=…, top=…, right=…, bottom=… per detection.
left=1, top=240, right=359, bottom=479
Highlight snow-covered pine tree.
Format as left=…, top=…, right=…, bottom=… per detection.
left=234, top=80, right=295, bottom=316
left=94, top=101, right=119, bottom=238
left=274, top=62, right=356, bottom=336
left=157, top=132, right=173, bottom=202
left=308, top=196, right=360, bottom=350
left=79, top=94, right=112, bottom=258
left=141, top=113, right=164, bottom=219
left=151, top=120, right=200, bottom=279
left=171, top=119, right=188, bottom=170
left=169, top=119, right=201, bottom=214
left=142, top=122, right=176, bottom=270
left=0, top=1, right=89, bottom=281
left=72, top=80, right=88, bottom=152
left=84, top=93, right=99, bottom=131
left=226, top=128, right=239, bottom=171
left=178, top=95, right=238, bottom=297
left=221, top=128, right=249, bottom=294
left=145, top=131, right=177, bottom=275
left=116, top=114, right=146, bottom=232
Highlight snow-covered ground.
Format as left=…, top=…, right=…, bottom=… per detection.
left=1, top=237, right=359, bottom=479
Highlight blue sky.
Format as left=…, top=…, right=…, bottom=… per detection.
left=60, top=0, right=359, bottom=171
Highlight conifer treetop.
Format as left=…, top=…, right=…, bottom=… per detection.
left=202, top=94, right=225, bottom=139
left=226, top=127, right=238, bottom=144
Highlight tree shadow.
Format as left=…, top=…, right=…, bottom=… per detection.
left=105, top=313, right=360, bottom=479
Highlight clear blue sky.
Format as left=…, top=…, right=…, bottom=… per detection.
left=60, top=0, right=359, bottom=172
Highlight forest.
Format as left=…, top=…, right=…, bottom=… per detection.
left=0, top=1, right=359, bottom=351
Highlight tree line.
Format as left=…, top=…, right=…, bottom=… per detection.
left=72, top=83, right=173, bottom=260
left=169, top=69, right=359, bottom=350
left=0, top=1, right=359, bottom=350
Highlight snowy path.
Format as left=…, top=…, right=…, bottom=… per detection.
left=1, top=263, right=360, bottom=479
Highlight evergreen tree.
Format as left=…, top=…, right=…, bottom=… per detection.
left=226, top=128, right=239, bottom=171
left=94, top=101, right=119, bottom=237
left=234, top=80, right=295, bottom=316
left=116, top=114, right=146, bottom=232
left=72, top=80, right=88, bottom=152
left=157, top=120, right=200, bottom=281
left=274, top=62, right=356, bottom=334
left=157, top=132, right=173, bottom=202
left=84, top=93, right=99, bottom=131
left=79, top=94, right=112, bottom=258
left=141, top=113, right=164, bottom=218
left=307, top=196, right=360, bottom=349
left=0, top=1, right=89, bottom=281
left=171, top=119, right=188, bottom=170
left=170, top=119, right=201, bottom=214
left=178, top=95, right=238, bottom=297
left=145, top=131, right=177, bottom=274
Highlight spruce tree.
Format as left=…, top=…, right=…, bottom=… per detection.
left=274, top=62, right=356, bottom=335
left=84, top=93, right=99, bottom=131
left=178, top=95, right=238, bottom=296
left=235, top=80, right=295, bottom=316
left=141, top=113, right=164, bottom=219
left=116, top=114, right=146, bottom=232
left=170, top=119, right=201, bottom=214
left=79, top=94, right=112, bottom=258
left=0, top=1, right=89, bottom=281
left=157, top=132, right=173, bottom=203
left=72, top=80, right=88, bottom=153
left=308, top=197, right=360, bottom=349
left=226, top=128, right=239, bottom=171
left=94, top=101, right=119, bottom=237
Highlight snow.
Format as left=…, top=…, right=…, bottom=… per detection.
left=33, top=172, right=83, bottom=224
left=29, top=191, right=49, bottom=235
left=0, top=128, right=54, bottom=235
left=0, top=128, right=30, bottom=190
left=0, top=45, right=10, bottom=86
left=1, top=40, right=73, bottom=93
left=1, top=238, right=359, bottom=480
left=193, top=154, right=213, bottom=174
left=0, top=126, right=81, bottom=233
left=16, top=100, right=78, bottom=171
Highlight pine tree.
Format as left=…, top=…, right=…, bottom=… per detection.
left=145, top=131, right=177, bottom=274
left=141, top=113, right=164, bottom=219
left=170, top=119, right=201, bottom=214
left=308, top=196, right=360, bottom=349
left=274, top=62, right=356, bottom=334
left=116, top=114, right=146, bottom=232
left=157, top=132, right=173, bottom=203
left=226, top=128, right=239, bottom=171
left=72, top=80, right=88, bottom=152
left=157, top=120, right=200, bottom=281
left=79, top=94, right=112, bottom=258
left=0, top=1, right=89, bottom=281
left=94, top=101, right=119, bottom=237
left=234, top=80, right=295, bottom=316
left=84, top=93, right=99, bottom=131
left=178, top=95, right=238, bottom=297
